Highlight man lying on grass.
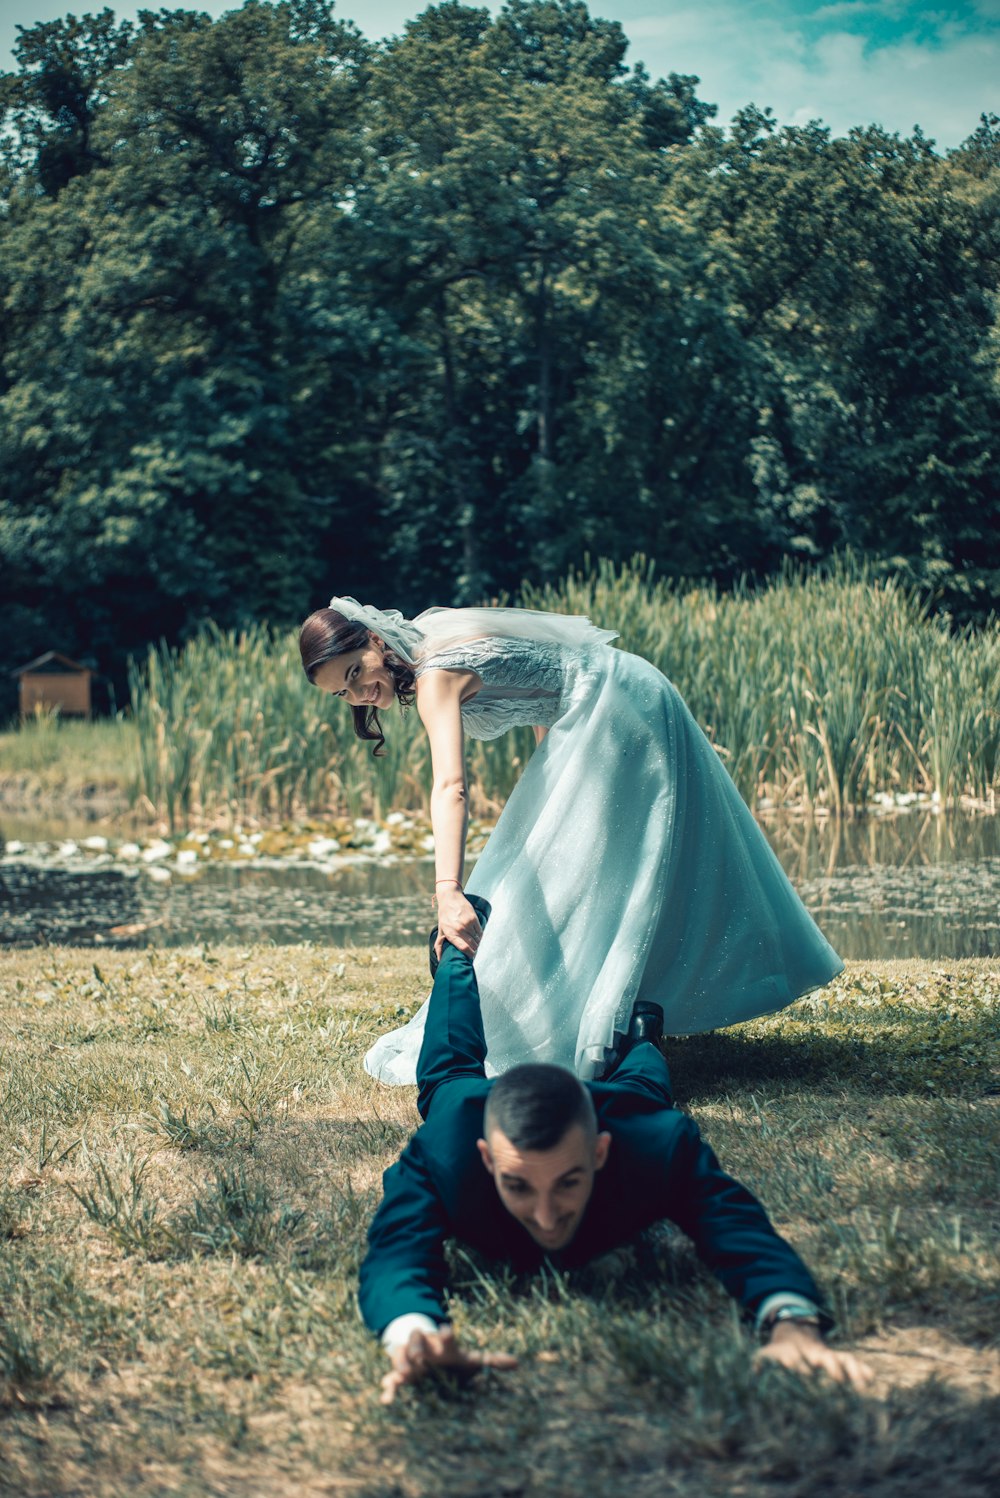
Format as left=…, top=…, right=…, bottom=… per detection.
left=360, top=896, right=872, bottom=1404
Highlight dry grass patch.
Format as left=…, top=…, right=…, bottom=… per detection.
left=1, top=946, right=998, bottom=1497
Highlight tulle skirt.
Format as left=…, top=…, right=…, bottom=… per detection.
left=364, top=648, right=842, bottom=1083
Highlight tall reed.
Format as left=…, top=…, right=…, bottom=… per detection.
left=130, top=559, right=1000, bottom=826
left=128, top=625, right=401, bottom=829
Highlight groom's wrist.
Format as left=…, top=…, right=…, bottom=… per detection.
left=755, top=1292, right=825, bottom=1340
left=382, top=1312, right=440, bottom=1354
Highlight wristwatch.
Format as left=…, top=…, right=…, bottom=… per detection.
left=762, top=1306, right=822, bottom=1340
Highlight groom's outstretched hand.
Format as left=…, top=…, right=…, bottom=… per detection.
left=755, top=1322, right=873, bottom=1391
left=380, top=1325, right=518, bottom=1405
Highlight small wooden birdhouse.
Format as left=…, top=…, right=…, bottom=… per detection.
left=12, top=651, right=93, bottom=718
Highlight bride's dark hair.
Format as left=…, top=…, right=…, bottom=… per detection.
left=299, top=607, right=415, bottom=757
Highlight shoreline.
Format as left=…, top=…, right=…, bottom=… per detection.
left=4, top=805, right=1000, bottom=964
left=1, top=773, right=996, bottom=841
left=0, top=775, right=134, bottom=820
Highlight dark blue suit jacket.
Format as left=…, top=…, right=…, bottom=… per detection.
left=359, top=901, right=825, bottom=1337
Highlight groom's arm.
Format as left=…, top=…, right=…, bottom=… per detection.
left=415, top=895, right=492, bottom=1120
left=358, top=1138, right=452, bottom=1339
left=657, top=1116, right=830, bottom=1328
left=359, top=1132, right=520, bottom=1403
left=656, top=1119, right=874, bottom=1383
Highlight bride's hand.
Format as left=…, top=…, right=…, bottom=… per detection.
left=434, top=887, right=483, bottom=962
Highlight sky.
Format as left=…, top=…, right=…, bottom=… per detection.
left=1, top=0, right=997, bottom=149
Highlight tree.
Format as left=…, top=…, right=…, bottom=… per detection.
left=0, top=7, right=134, bottom=194
left=1, top=0, right=997, bottom=711
left=349, top=0, right=715, bottom=601
left=669, top=112, right=1000, bottom=607
left=0, top=1, right=370, bottom=692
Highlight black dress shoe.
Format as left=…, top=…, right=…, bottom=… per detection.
left=599, top=1001, right=666, bottom=1080
left=620, top=1000, right=664, bottom=1057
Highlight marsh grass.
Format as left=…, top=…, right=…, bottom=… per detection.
left=125, top=558, right=1000, bottom=828
left=6, top=564, right=997, bottom=831
left=523, top=557, right=1000, bottom=812
left=1, top=945, right=998, bottom=1495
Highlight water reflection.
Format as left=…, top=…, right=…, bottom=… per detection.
left=763, top=810, right=1000, bottom=882
left=1, top=809, right=998, bottom=959
left=770, top=811, right=1000, bottom=960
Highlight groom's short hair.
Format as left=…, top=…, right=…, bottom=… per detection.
left=484, top=1064, right=597, bottom=1151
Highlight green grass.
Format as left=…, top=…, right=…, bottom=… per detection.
left=1, top=946, right=998, bottom=1496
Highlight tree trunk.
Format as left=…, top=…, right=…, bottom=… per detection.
left=438, top=290, right=480, bottom=594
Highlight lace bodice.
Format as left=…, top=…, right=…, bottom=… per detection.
left=414, top=636, right=607, bottom=739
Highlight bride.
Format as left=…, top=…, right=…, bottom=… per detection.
left=299, top=596, right=843, bottom=1084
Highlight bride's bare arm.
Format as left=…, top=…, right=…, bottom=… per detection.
left=416, top=668, right=483, bottom=959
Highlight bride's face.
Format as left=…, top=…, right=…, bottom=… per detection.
left=313, top=635, right=394, bottom=710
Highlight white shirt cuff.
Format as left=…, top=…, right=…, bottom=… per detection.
left=754, top=1292, right=821, bottom=1334
left=381, top=1312, right=440, bottom=1353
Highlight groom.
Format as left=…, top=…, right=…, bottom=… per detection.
left=359, top=896, right=870, bottom=1403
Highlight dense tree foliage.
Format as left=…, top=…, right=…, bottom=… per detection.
left=1, top=1, right=998, bottom=706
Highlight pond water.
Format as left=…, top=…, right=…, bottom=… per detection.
left=1, top=809, right=998, bottom=960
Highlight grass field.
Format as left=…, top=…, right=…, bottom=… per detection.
left=1, top=946, right=998, bottom=1498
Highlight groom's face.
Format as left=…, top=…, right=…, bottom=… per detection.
left=477, top=1123, right=611, bottom=1251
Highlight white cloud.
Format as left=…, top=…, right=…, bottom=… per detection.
left=811, top=2, right=903, bottom=20
left=1, top=0, right=996, bottom=148
left=609, top=1, right=999, bottom=146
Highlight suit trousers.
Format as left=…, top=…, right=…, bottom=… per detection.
left=416, top=897, right=672, bottom=1119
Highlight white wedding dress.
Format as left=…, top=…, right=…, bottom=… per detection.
left=363, top=630, right=842, bottom=1084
